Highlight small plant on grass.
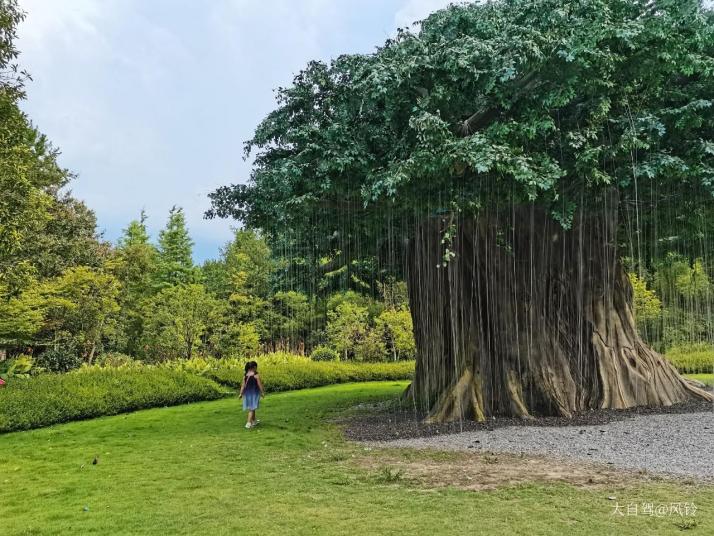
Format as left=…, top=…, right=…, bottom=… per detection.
left=376, top=467, right=404, bottom=483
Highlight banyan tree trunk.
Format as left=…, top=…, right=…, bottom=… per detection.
left=406, top=197, right=712, bottom=422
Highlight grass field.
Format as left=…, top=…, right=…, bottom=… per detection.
left=1, top=382, right=711, bottom=535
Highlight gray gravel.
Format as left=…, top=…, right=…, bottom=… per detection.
left=369, top=411, right=714, bottom=480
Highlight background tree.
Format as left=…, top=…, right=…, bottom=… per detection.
left=210, top=0, right=714, bottom=420
left=109, top=213, right=159, bottom=356
left=40, top=267, right=120, bottom=363
left=143, top=284, right=224, bottom=361
left=155, top=206, right=196, bottom=288
left=326, top=301, right=369, bottom=360
left=375, top=308, right=416, bottom=361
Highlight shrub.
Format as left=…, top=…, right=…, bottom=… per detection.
left=310, top=346, right=339, bottom=362
left=0, top=368, right=225, bottom=433
left=94, top=352, right=137, bottom=368
left=354, top=330, right=388, bottom=362
left=0, top=352, right=414, bottom=433
left=0, top=354, right=34, bottom=380
left=34, top=346, right=83, bottom=373
left=206, top=360, right=414, bottom=392
left=666, top=343, right=714, bottom=374
left=253, top=352, right=311, bottom=366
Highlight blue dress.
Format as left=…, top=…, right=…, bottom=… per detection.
left=242, top=375, right=260, bottom=411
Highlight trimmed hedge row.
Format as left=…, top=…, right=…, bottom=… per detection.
left=207, top=360, right=414, bottom=391
left=666, top=344, right=714, bottom=374
left=0, top=368, right=225, bottom=433
left=0, top=358, right=415, bottom=434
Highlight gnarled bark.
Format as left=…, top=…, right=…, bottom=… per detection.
left=406, top=198, right=712, bottom=422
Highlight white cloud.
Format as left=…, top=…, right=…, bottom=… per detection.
left=394, top=0, right=460, bottom=31
left=14, top=0, right=476, bottom=261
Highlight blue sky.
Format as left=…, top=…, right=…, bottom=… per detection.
left=17, top=0, right=455, bottom=262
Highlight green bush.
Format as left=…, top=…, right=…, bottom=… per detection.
left=0, top=368, right=224, bottom=433
left=666, top=343, right=714, bottom=374
left=94, top=352, right=137, bottom=368
left=310, top=346, right=339, bottom=362
left=34, top=346, right=83, bottom=373
left=0, top=355, right=34, bottom=380
left=207, top=360, right=414, bottom=392
left=0, top=353, right=414, bottom=433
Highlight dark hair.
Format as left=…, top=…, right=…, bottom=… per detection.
left=244, top=360, right=258, bottom=375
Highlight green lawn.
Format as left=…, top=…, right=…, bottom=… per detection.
left=1, top=382, right=711, bottom=535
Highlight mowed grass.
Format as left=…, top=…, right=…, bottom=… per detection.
left=1, top=382, right=712, bottom=536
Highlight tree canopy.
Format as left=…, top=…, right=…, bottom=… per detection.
left=210, top=0, right=714, bottom=269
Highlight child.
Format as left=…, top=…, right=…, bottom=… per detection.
left=239, top=360, right=264, bottom=429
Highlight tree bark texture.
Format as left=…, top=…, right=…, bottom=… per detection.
left=406, top=197, right=712, bottom=422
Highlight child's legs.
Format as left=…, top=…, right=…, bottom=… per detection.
left=248, top=410, right=255, bottom=423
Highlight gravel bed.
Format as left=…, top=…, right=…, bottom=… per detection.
left=365, top=410, right=714, bottom=480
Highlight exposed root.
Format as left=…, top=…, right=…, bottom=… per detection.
left=424, top=370, right=486, bottom=423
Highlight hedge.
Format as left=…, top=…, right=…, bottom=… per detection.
left=0, top=368, right=225, bottom=433
left=0, top=357, right=415, bottom=433
left=207, top=360, right=415, bottom=392
left=666, top=344, right=714, bottom=374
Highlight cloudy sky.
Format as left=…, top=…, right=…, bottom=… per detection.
left=17, top=0, right=455, bottom=261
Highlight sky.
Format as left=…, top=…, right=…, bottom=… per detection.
left=16, top=0, right=456, bottom=262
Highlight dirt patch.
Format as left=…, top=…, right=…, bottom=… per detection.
left=354, top=449, right=663, bottom=492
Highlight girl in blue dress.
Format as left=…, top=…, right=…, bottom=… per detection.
left=239, top=361, right=264, bottom=429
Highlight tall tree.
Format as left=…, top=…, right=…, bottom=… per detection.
left=110, top=212, right=159, bottom=356
left=0, top=0, right=70, bottom=292
left=40, top=267, right=121, bottom=363
left=211, top=0, right=714, bottom=420
left=143, top=284, right=224, bottom=361
left=155, top=206, right=195, bottom=288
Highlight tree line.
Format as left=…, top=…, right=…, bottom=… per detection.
left=0, top=1, right=414, bottom=371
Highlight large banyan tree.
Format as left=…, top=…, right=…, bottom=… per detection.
left=211, top=0, right=714, bottom=421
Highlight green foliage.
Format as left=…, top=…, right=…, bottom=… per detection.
left=210, top=321, right=262, bottom=358
left=33, top=345, right=82, bottom=373
left=0, top=279, right=46, bottom=346
left=205, top=359, right=414, bottom=392
left=210, top=0, right=714, bottom=306
left=375, top=308, right=416, bottom=361
left=22, top=194, right=109, bottom=279
left=155, top=207, right=196, bottom=288
left=40, top=266, right=121, bottom=361
left=310, top=345, right=339, bottom=362
left=0, top=368, right=224, bottom=432
left=655, top=254, right=711, bottom=301
left=0, top=354, right=33, bottom=381
left=354, top=329, right=388, bottom=362
left=143, top=284, right=225, bottom=361
left=666, top=343, right=714, bottom=374
left=324, top=292, right=415, bottom=361
left=264, top=290, right=312, bottom=348
left=0, top=351, right=413, bottom=432
left=108, top=215, right=159, bottom=357
left=94, top=352, right=136, bottom=368
left=225, top=229, right=273, bottom=299
left=378, top=278, right=409, bottom=310
left=628, top=272, right=662, bottom=327
left=326, top=301, right=369, bottom=360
